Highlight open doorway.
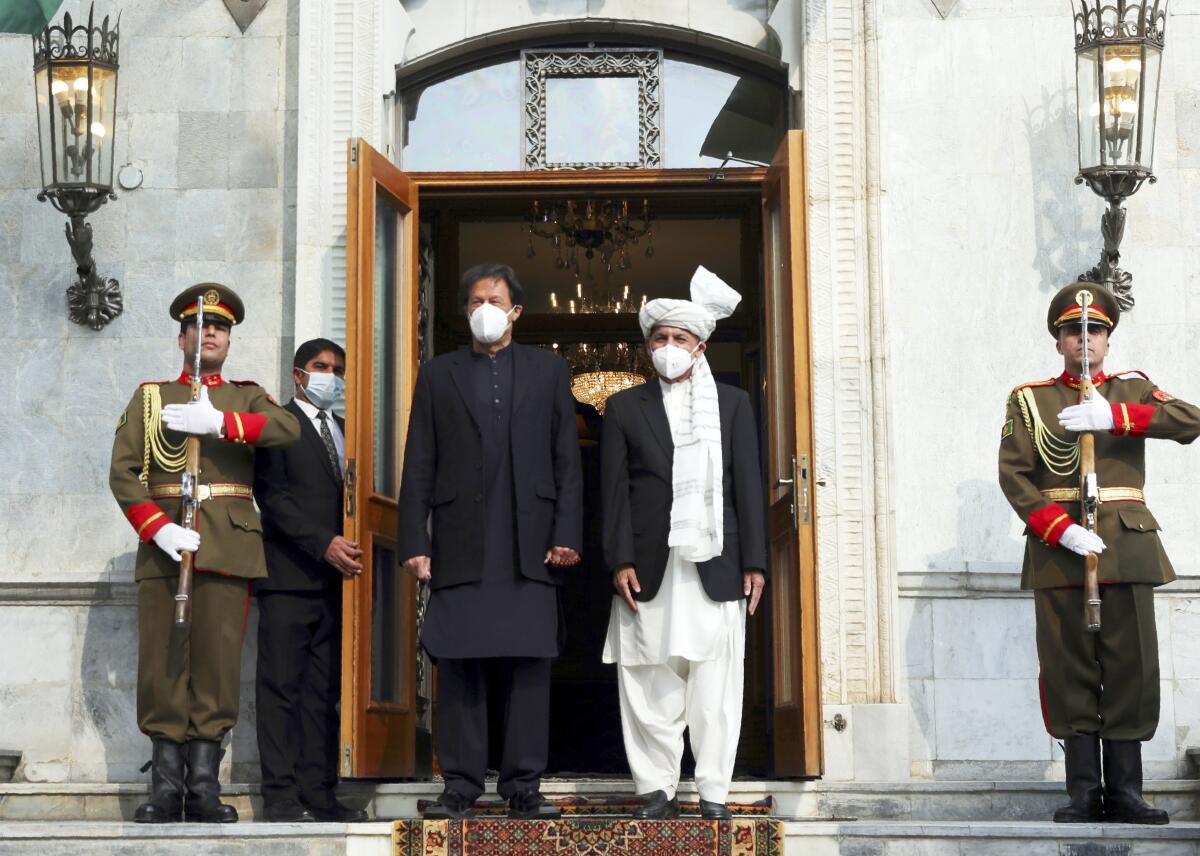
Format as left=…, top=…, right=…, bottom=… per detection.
left=417, top=188, right=771, bottom=778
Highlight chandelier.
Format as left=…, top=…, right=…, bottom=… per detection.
left=548, top=280, right=647, bottom=315
left=526, top=198, right=655, bottom=276
left=551, top=342, right=653, bottom=415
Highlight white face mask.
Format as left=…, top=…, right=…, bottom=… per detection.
left=301, top=370, right=345, bottom=410
left=468, top=302, right=516, bottom=344
left=651, top=343, right=700, bottom=380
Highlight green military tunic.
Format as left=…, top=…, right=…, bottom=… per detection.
left=110, top=372, right=300, bottom=742
left=998, top=370, right=1200, bottom=740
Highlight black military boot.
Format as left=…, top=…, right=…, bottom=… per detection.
left=1053, top=734, right=1103, bottom=822
left=1102, top=739, right=1169, bottom=824
left=183, top=739, right=239, bottom=823
left=133, top=739, right=186, bottom=823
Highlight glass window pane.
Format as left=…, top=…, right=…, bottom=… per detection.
left=373, top=193, right=399, bottom=496
left=545, top=76, right=640, bottom=165
left=663, top=58, right=786, bottom=167
left=370, top=542, right=404, bottom=704
left=1076, top=48, right=1101, bottom=170
left=401, top=61, right=520, bottom=171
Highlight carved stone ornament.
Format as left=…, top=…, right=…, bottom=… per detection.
left=222, top=0, right=269, bottom=34
left=521, top=48, right=663, bottom=171
left=931, top=0, right=960, bottom=17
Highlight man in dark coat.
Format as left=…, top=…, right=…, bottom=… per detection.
left=601, top=267, right=767, bottom=821
left=398, top=263, right=583, bottom=819
left=252, top=338, right=368, bottom=823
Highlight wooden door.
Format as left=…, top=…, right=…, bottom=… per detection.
left=340, top=137, right=421, bottom=778
left=761, top=131, right=823, bottom=777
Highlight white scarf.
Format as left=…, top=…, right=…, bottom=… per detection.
left=665, top=354, right=724, bottom=563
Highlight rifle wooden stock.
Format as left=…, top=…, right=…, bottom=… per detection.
left=1080, top=425, right=1102, bottom=633
left=173, top=410, right=202, bottom=628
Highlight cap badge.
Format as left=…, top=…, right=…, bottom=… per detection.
left=203, top=289, right=220, bottom=306
left=1075, top=289, right=1092, bottom=307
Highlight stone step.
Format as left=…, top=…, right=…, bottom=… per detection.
left=2, top=820, right=1200, bottom=856
left=2, top=779, right=1198, bottom=823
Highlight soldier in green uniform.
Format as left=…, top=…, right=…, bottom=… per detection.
left=999, top=282, right=1200, bottom=825
left=110, top=284, right=300, bottom=823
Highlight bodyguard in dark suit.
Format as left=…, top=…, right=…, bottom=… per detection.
left=398, top=263, right=583, bottom=820
left=601, top=267, right=766, bottom=821
left=253, top=338, right=368, bottom=823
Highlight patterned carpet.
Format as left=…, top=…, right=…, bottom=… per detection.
left=414, top=796, right=774, bottom=817
left=394, top=818, right=784, bottom=856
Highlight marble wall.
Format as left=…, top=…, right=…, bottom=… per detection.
left=0, top=0, right=297, bottom=781
left=880, top=0, right=1200, bottom=777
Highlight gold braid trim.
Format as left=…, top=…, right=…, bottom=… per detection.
left=141, top=385, right=187, bottom=485
left=1016, top=387, right=1079, bottom=476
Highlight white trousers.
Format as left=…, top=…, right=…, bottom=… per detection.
left=616, top=649, right=744, bottom=803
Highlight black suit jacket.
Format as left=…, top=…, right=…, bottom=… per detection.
left=253, top=399, right=344, bottom=594
left=601, top=379, right=767, bottom=602
left=397, top=343, right=584, bottom=590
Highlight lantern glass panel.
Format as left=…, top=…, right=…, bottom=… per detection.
left=42, top=62, right=116, bottom=190
left=1076, top=45, right=1101, bottom=171
left=1138, top=45, right=1162, bottom=170
left=34, top=67, right=54, bottom=188
left=1098, top=44, right=1144, bottom=169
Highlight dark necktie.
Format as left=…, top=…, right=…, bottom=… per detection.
left=316, top=411, right=342, bottom=484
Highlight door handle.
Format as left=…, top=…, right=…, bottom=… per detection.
left=798, top=452, right=810, bottom=526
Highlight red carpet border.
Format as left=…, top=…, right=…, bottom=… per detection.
left=394, top=817, right=784, bottom=856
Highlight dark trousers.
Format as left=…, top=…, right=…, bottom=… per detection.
left=435, top=657, right=552, bottom=801
left=138, top=574, right=249, bottom=743
left=255, top=590, right=341, bottom=807
left=1035, top=583, right=1160, bottom=741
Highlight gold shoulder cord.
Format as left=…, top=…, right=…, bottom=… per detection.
left=1016, top=387, right=1079, bottom=476
left=140, top=385, right=188, bottom=484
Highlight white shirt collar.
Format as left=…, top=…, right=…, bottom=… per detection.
left=294, top=396, right=326, bottom=421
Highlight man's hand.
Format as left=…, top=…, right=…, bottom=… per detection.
left=403, top=554, right=431, bottom=581
left=544, top=546, right=581, bottom=567
left=152, top=523, right=201, bottom=561
left=1059, top=524, right=1106, bottom=557
left=324, top=535, right=364, bottom=577
left=744, top=571, right=766, bottom=616
left=1058, top=390, right=1114, bottom=432
left=613, top=564, right=640, bottom=613
left=162, top=386, right=225, bottom=436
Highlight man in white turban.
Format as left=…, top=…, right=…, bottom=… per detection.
left=600, top=266, right=767, bottom=820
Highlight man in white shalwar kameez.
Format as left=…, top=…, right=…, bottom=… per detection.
left=600, top=267, right=767, bottom=820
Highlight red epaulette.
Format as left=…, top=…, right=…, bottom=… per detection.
left=138, top=380, right=172, bottom=388
left=1108, top=370, right=1151, bottom=382
left=230, top=379, right=261, bottom=386
left=1010, top=377, right=1056, bottom=395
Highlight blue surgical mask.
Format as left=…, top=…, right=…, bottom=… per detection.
left=301, top=370, right=345, bottom=410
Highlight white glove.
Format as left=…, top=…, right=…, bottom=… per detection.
left=151, top=523, right=201, bottom=561
left=1059, top=524, right=1106, bottom=557
left=162, top=386, right=225, bottom=436
left=1058, top=390, right=1114, bottom=432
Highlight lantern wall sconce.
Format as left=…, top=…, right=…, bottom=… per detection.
left=32, top=5, right=122, bottom=331
left=1071, top=0, right=1167, bottom=311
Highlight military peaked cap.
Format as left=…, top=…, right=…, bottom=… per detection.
left=170, top=283, right=245, bottom=326
left=1046, top=282, right=1120, bottom=336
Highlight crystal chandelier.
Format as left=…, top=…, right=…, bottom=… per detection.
left=550, top=342, right=653, bottom=415
left=526, top=198, right=654, bottom=276
left=548, top=280, right=647, bottom=315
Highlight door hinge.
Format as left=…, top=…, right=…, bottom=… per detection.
left=350, top=139, right=358, bottom=165
left=345, top=459, right=356, bottom=518
left=343, top=741, right=352, bottom=776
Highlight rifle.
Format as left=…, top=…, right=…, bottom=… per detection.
left=173, top=296, right=204, bottom=628
left=1078, top=290, right=1102, bottom=633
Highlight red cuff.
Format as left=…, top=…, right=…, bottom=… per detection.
left=1110, top=402, right=1155, bottom=437
left=1028, top=503, right=1073, bottom=547
left=127, top=501, right=171, bottom=543
left=223, top=411, right=266, bottom=444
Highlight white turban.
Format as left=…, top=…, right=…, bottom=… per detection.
left=638, top=265, right=741, bottom=341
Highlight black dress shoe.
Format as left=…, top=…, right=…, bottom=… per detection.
left=508, top=789, right=561, bottom=820
left=632, top=790, right=679, bottom=820
left=263, top=799, right=316, bottom=823
left=699, top=800, right=732, bottom=820
left=306, top=798, right=370, bottom=823
left=423, top=790, right=475, bottom=819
